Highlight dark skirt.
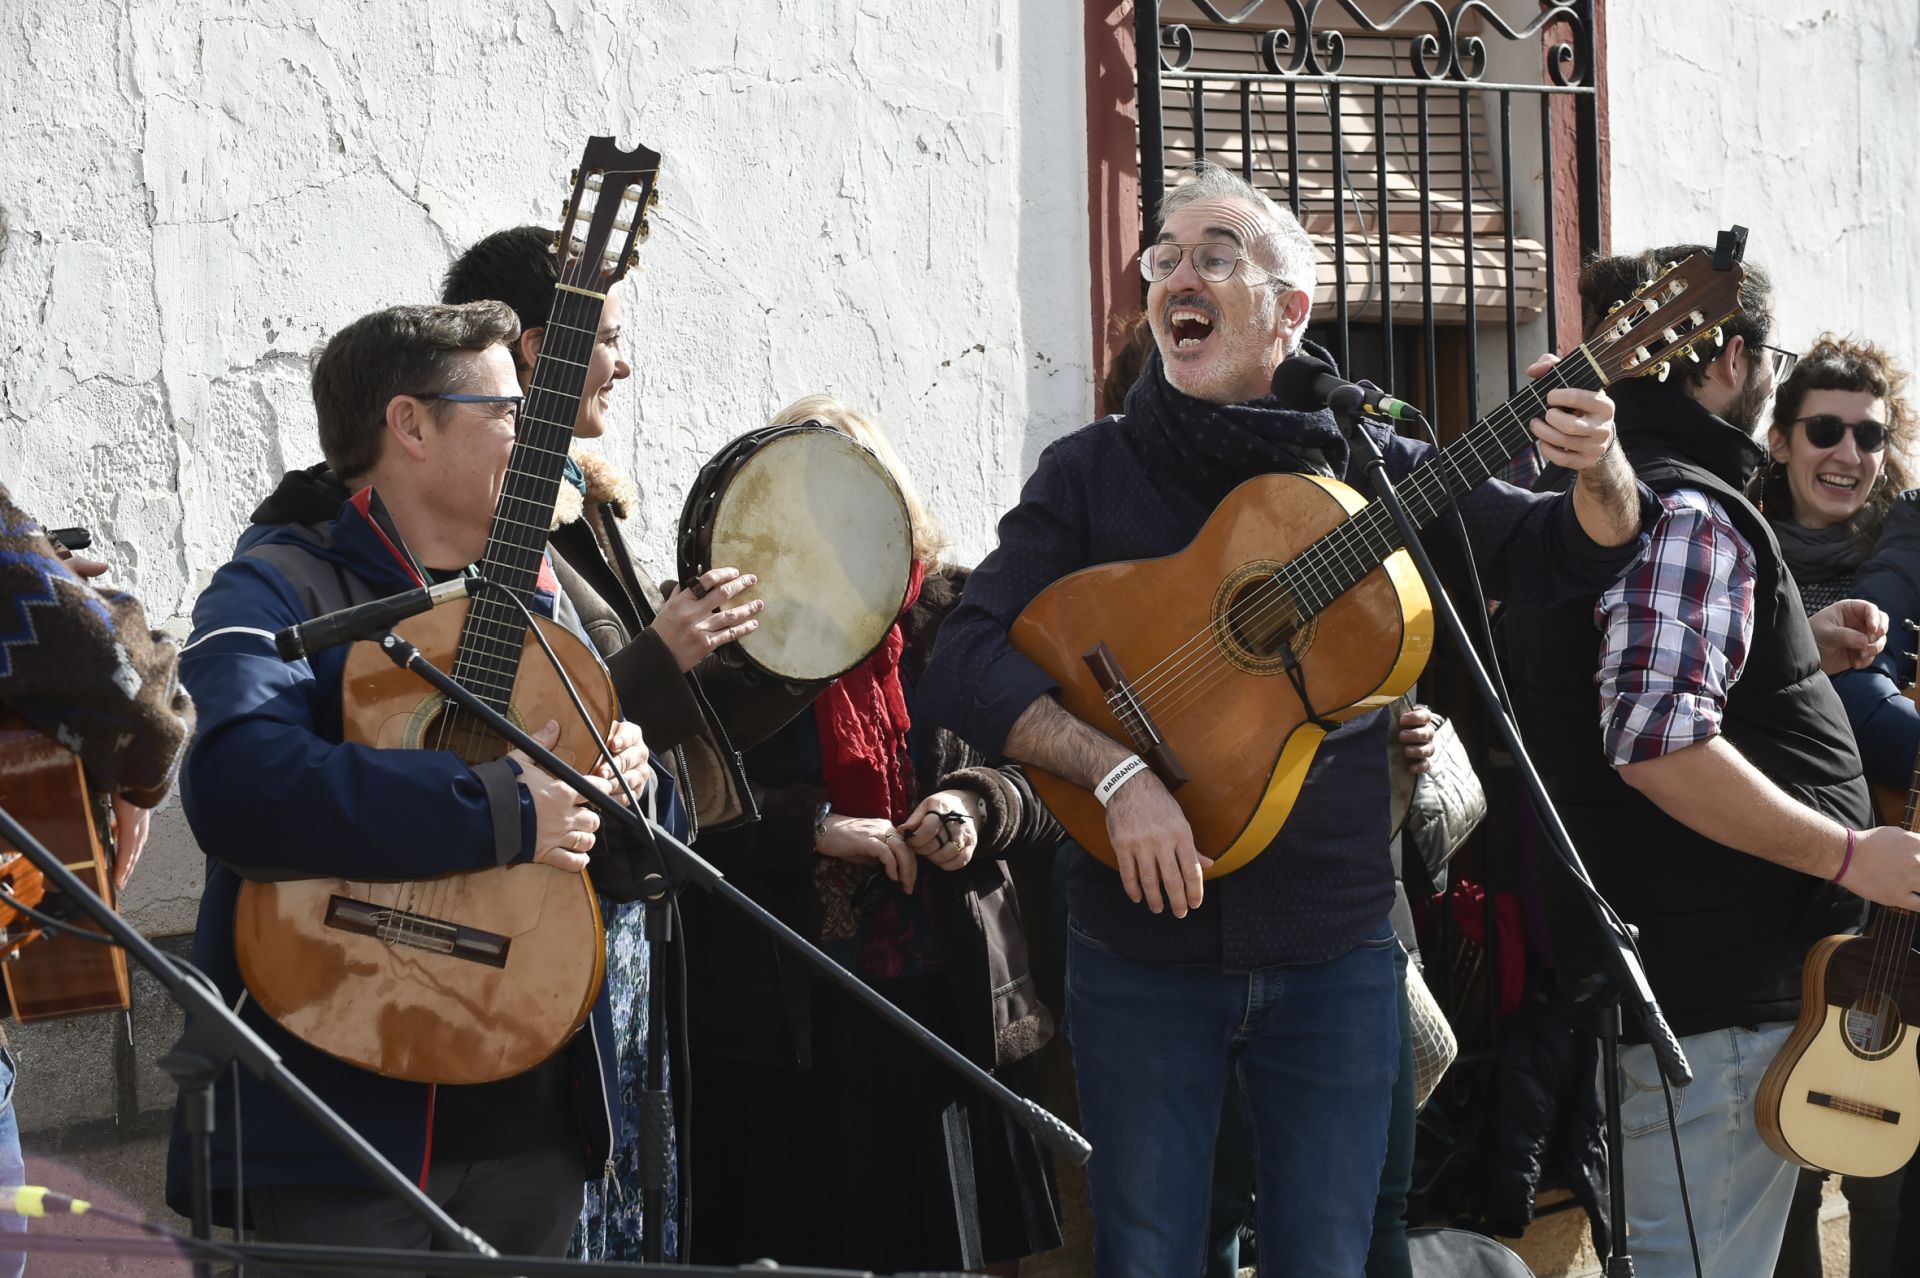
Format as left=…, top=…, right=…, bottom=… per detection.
left=688, top=972, right=1062, bottom=1272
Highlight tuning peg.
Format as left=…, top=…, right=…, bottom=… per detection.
left=626, top=250, right=640, bottom=270
left=1608, top=299, right=1625, bottom=314
left=648, top=186, right=661, bottom=209
left=570, top=168, right=579, bottom=186
left=1711, top=326, right=1725, bottom=347
left=560, top=202, right=572, bottom=226
left=547, top=235, right=560, bottom=256
left=1655, top=361, right=1671, bottom=383
left=635, top=219, right=651, bottom=243
left=1684, top=346, right=1700, bottom=363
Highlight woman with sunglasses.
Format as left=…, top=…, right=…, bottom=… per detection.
left=1753, top=334, right=1916, bottom=1278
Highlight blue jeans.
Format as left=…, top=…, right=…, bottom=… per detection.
left=1614, top=1023, right=1797, bottom=1278
left=0, top=1049, right=23, bottom=1278
left=1066, top=919, right=1401, bottom=1278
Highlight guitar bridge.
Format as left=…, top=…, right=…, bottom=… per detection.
left=324, top=894, right=512, bottom=968
left=1083, top=641, right=1189, bottom=791
left=1807, top=1090, right=1902, bottom=1126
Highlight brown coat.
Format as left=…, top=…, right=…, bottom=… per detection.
left=547, top=452, right=782, bottom=835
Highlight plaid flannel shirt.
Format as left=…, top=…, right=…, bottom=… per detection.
left=1596, top=488, right=1757, bottom=766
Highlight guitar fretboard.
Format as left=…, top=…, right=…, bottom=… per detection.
left=1280, top=353, right=1603, bottom=621
left=445, top=286, right=608, bottom=717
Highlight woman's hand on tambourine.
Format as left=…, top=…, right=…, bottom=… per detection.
left=901, top=790, right=985, bottom=872
left=816, top=813, right=917, bottom=895
left=655, top=567, right=763, bottom=673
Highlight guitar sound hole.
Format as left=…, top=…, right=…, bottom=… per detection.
left=1845, top=991, right=1903, bottom=1057
left=1224, top=574, right=1313, bottom=666
left=420, top=704, right=511, bottom=765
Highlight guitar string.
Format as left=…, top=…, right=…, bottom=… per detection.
left=1123, top=358, right=1589, bottom=713
left=1116, top=355, right=1590, bottom=703
left=1127, top=362, right=1594, bottom=732
left=407, top=284, right=604, bottom=929
left=1137, top=410, right=1534, bottom=728
left=1121, top=278, right=1697, bottom=703
left=1119, top=273, right=1717, bottom=721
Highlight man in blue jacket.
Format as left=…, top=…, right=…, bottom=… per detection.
left=169, top=300, right=654, bottom=1261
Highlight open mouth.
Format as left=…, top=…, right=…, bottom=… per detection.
left=1815, top=472, right=1860, bottom=495
left=1168, top=307, right=1215, bottom=351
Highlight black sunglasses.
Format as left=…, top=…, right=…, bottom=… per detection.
left=1793, top=414, right=1890, bottom=453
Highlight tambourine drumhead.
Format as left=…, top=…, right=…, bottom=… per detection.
left=704, top=430, right=912, bottom=683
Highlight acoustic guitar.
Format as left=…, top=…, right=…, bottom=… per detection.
left=1013, top=243, right=1750, bottom=877
left=233, top=137, right=662, bottom=1085
left=0, top=713, right=132, bottom=1021
left=1757, top=640, right=1920, bottom=1177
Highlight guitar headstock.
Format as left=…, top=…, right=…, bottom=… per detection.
left=552, top=136, right=663, bottom=292
left=1584, top=227, right=1750, bottom=387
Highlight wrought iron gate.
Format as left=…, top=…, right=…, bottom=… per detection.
left=1135, top=1, right=1603, bottom=443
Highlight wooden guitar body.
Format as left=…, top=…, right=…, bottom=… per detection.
left=0, top=714, right=131, bottom=1020
left=1757, top=932, right=1920, bottom=1177
left=234, top=603, right=612, bottom=1085
left=1012, top=472, right=1433, bottom=877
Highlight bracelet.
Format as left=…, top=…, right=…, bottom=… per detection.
left=1094, top=755, right=1149, bottom=808
left=1833, top=828, right=1856, bottom=885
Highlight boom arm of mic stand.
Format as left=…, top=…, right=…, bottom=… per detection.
left=1334, top=412, right=1692, bottom=1091
left=0, top=809, right=494, bottom=1257
left=373, top=631, right=1095, bottom=1170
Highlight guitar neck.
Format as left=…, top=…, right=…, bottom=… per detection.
left=1285, top=349, right=1607, bottom=621
left=448, top=286, right=608, bottom=713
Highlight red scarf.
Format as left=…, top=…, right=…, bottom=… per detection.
left=813, top=560, right=927, bottom=824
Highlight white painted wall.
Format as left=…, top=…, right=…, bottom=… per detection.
left=0, top=0, right=1090, bottom=933
left=1609, top=3, right=1920, bottom=359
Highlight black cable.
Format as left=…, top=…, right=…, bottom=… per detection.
left=1400, top=405, right=1513, bottom=713
left=1661, top=1077, right=1706, bottom=1278
left=1386, top=407, right=1703, bottom=1278
left=671, top=889, right=693, bottom=1259
left=0, top=888, right=116, bottom=946
left=466, top=578, right=685, bottom=1254
left=1, top=1187, right=303, bottom=1278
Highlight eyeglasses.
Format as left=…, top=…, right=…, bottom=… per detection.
left=404, top=392, right=523, bottom=422
left=1791, top=414, right=1890, bottom=453
left=1140, top=241, right=1287, bottom=287
left=1757, top=343, right=1799, bottom=382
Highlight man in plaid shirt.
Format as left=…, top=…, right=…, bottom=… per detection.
left=1506, top=248, right=1920, bottom=1278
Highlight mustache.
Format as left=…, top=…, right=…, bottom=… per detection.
left=1161, top=294, right=1220, bottom=325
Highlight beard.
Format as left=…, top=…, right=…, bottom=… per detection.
left=1724, top=359, right=1773, bottom=434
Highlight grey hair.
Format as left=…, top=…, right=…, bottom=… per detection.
left=1157, top=164, right=1316, bottom=298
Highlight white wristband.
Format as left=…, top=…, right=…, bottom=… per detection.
left=1094, top=755, right=1149, bottom=807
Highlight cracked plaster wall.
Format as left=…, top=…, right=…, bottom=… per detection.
left=0, top=0, right=1091, bottom=936
left=1610, top=3, right=1920, bottom=358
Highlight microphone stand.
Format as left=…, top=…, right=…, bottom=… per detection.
left=1331, top=391, right=1682, bottom=1277
left=0, top=810, right=494, bottom=1275
left=369, top=633, right=1094, bottom=1213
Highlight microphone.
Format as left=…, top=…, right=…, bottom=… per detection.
left=275, top=577, right=476, bottom=661
left=1270, top=353, right=1421, bottom=421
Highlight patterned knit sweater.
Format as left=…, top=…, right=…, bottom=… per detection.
left=0, top=484, right=194, bottom=804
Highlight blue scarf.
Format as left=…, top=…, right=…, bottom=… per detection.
left=1120, top=341, right=1352, bottom=505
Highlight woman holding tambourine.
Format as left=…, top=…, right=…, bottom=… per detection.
left=675, top=395, right=1064, bottom=1275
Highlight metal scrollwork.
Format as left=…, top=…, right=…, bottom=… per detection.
left=1160, top=22, right=1197, bottom=72
left=1150, top=0, right=1590, bottom=88
left=1447, top=2, right=1589, bottom=85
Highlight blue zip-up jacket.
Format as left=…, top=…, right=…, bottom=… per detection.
left=166, top=486, right=677, bottom=1222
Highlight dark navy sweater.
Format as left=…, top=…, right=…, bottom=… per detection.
left=921, top=410, right=1652, bottom=971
